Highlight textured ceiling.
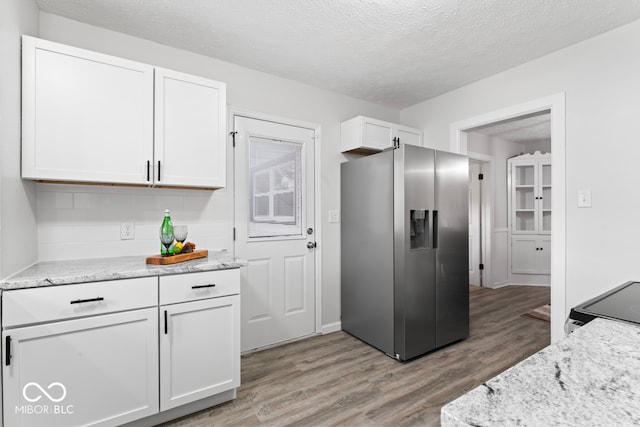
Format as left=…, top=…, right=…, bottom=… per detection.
left=471, top=112, right=550, bottom=143
left=35, top=0, right=640, bottom=108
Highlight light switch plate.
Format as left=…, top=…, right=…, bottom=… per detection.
left=328, top=210, right=340, bottom=223
left=578, top=189, right=592, bottom=208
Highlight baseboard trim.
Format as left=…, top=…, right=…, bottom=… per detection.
left=485, top=281, right=510, bottom=289
left=322, top=321, right=342, bottom=334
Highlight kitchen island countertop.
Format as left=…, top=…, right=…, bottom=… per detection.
left=442, top=317, right=640, bottom=427
left=0, top=251, right=245, bottom=290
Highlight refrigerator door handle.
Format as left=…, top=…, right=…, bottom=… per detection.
left=432, top=210, right=438, bottom=249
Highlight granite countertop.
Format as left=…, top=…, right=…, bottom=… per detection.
left=0, top=250, right=245, bottom=290
left=441, top=318, right=640, bottom=427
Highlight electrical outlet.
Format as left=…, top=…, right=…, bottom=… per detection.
left=328, top=210, right=340, bottom=223
left=120, top=222, right=135, bottom=240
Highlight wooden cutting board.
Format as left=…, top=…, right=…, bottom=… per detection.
left=146, top=250, right=208, bottom=265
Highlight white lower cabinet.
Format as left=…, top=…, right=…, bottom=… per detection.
left=511, top=236, right=551, bottom=274
left=160, top=295, right=240, bottom=411
left=2, top=308, right=159, bottom=427
left=1, top=269, right=241, bottom=426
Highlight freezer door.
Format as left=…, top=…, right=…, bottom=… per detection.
left=435, top=150, right=470, bottom=347
left=394, top=145, right=436, bottom=360
left=341, top=150, right=395, bottom=355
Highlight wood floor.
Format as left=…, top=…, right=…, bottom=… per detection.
left=161, top=285, right=550, bottom=427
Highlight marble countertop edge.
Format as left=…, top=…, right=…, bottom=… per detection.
left=0, top=251, right=246, bottom=291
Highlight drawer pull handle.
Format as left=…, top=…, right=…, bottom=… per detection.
left=70, top=297, right=104, bottom=305
left=5, top=336, right=11, bottom=366
left=192, top=284, right=216, bottom=289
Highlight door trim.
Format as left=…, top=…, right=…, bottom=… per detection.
left=449, top=92, right=566, bottom=343
left=227, top=106, right=322, bottom=336
left=468, top=153, right=493, bottom=288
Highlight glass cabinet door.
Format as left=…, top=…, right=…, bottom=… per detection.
left=511, top=159, right=552, bottom=235
left=539, top=162, right=552, bottom=234
left=512, top=164, right=536, bottom=233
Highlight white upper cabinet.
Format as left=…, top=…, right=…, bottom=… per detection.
left=154, top=68, right=226, bottom=188
left=340, top=116, right=423, bottom=153
left=21, top=36, right=227, bottom=189
left=22, top=36, right=154, bottom=185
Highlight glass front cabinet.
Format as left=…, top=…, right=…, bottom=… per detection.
left=508, top=151, right=551, bottom=276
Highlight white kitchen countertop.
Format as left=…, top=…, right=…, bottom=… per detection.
left=0, top=250, right=245, bottom=290
left=441, top=318, right=640, bottom=427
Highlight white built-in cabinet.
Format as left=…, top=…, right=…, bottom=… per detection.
left=159, top=270, right=240, bottom=411
left=340, top=116, right=422, bottom=153
left=1, top=270, right=240, bottom=427
left=508, top=151, right=551, bottom=276
left=21, top=36, right=226, bottom=189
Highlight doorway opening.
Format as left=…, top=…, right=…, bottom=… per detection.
left=451, top=93, right=566, bottom=343
left=468, top=158, right=490, bottom=287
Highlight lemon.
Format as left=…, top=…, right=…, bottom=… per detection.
left=174, top=242, right=184, bottom=254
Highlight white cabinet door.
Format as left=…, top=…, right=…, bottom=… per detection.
left=538, top=236, right=552, bottom=274
left=160, top=295, right=240, bottom=411
left=2, top=308, right=159, bottom=427
left=22, top=36, right=154, bottom=185
left=395, top=125, right=422, bottom=147
left=361, top=117, right=394, bottom=151
left=511, top=236, right=538, bottom=274
left=511, top=236, right=550, bottom=275
left=154, top=68, right=227, bottom=188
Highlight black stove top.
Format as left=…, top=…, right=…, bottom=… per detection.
left=570, top=281, right=640, bottom=325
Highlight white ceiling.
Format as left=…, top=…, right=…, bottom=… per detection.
left=35, top=0, right=640, bottom=109
left=470, top=112, right=551, bottom=143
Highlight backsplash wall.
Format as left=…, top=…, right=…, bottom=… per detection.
left=37, top=183, right=232, bottom=261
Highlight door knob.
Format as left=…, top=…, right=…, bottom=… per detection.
left=307, top=242, right=317, bottom=249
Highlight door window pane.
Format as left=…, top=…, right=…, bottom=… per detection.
left=248, top=136, right=302, bottom=238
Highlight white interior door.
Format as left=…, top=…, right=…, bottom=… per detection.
left=233, top=115, right=316, bottom=352
left=469, top=161, right=482, bottom=286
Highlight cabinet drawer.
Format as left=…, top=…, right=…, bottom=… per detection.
left=2, top=277, right=158, bottom=327
left=159, top=269, right=240, bottom=305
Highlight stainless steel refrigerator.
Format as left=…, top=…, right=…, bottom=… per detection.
left=341, top=144, right=469, bottom=361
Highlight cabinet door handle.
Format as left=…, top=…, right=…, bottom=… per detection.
left=70, top=297, right=104, bottom=305
left=5, top=336, right=11, bottom=366
left=147, top=160, right=151, bottom=182
left=192, top=284, right=216, bottom=289
left=157, top=160, right=161, bottom=182
left=164, top=310, right=168, bottom=335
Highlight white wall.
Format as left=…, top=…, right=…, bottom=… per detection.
left=35, top=12, right=400, bottom=329
left=0, top=0, right=39, bottom=279
left=524, top=139, right=551, bottom=153
left=401, top=19, right=640, bottom=315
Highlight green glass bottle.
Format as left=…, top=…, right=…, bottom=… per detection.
left=159, top=209, right=174, bottom=256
